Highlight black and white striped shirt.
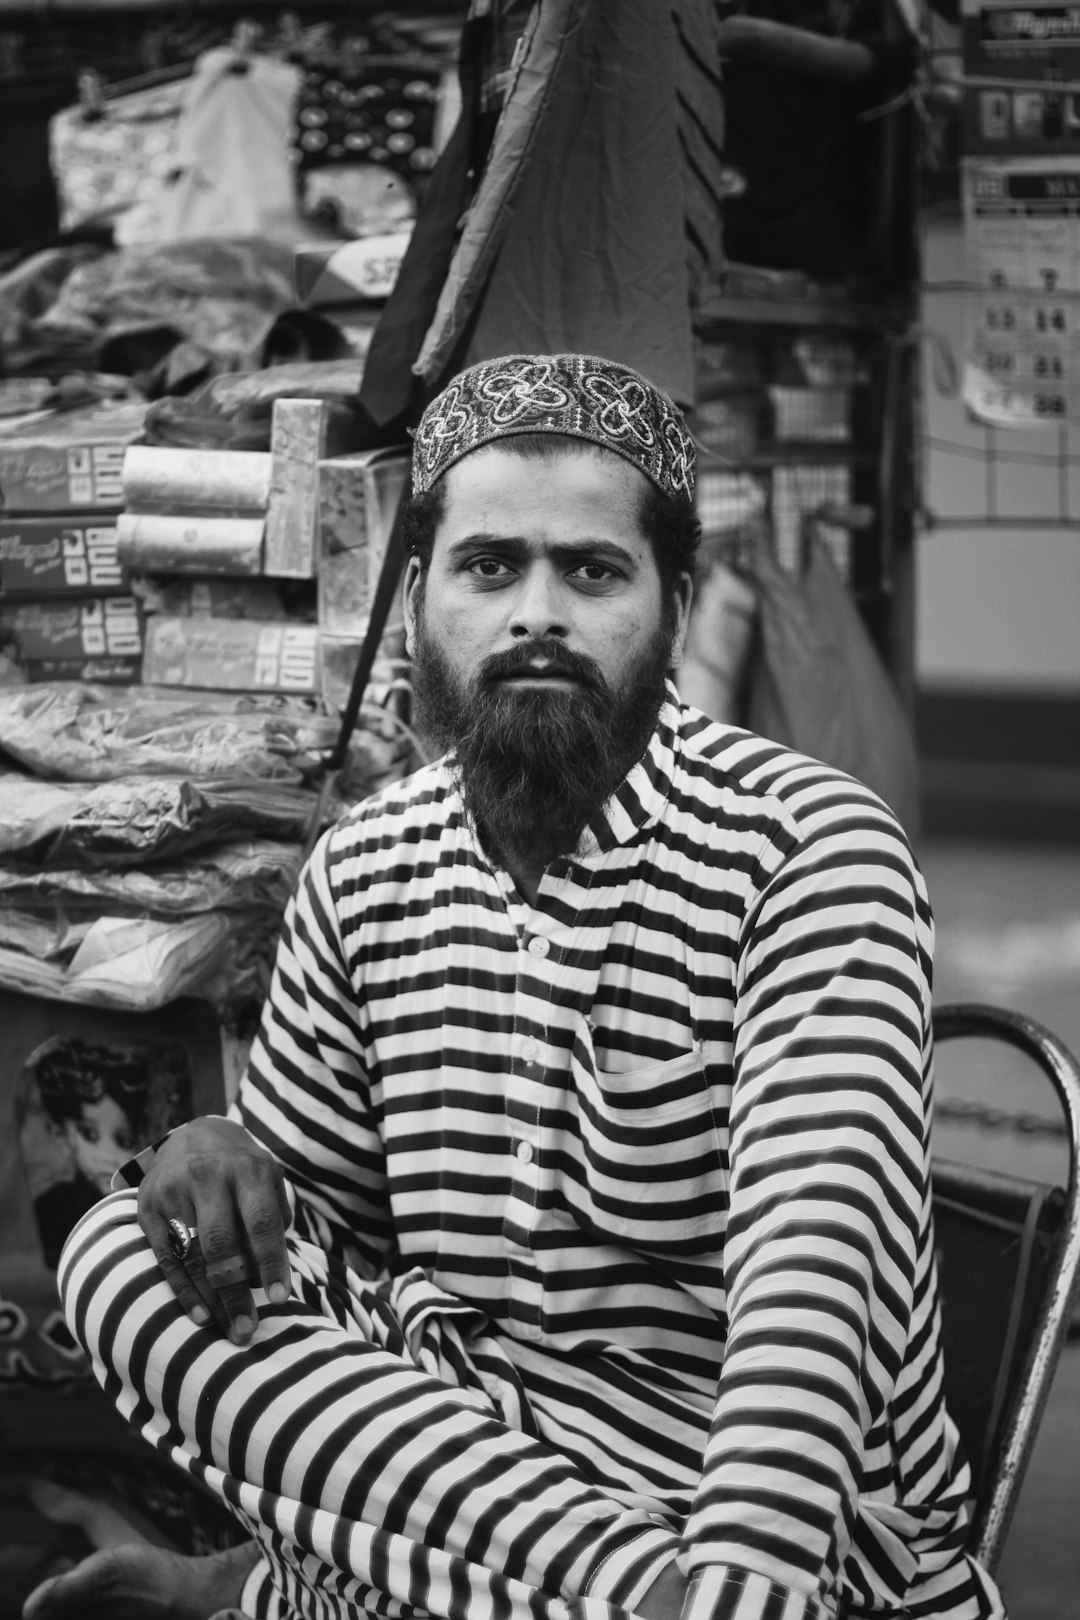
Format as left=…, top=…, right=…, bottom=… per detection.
left=237, top=692, right=1002, bottom=1620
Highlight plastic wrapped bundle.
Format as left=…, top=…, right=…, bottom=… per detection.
left=0, top=682, right=338, bottom=783
left=0, top=839, right=303, bottom=917
left=0, top=773, right=317, bottom=867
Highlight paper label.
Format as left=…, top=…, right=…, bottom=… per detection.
left=962, top=156, right=1080, bottom=421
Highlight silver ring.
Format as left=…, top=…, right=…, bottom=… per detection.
left=166, top=1217, right=196, bottom=1263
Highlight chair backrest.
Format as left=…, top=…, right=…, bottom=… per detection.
left=931, top=1002, right=1080, bottom=1574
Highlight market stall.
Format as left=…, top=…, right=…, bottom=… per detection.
left=0, top=0, right=925, bottom=1595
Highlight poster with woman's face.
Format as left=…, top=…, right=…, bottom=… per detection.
left=16, top=1035, right=194, bottom=1270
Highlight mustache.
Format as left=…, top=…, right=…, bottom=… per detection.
left=477, top=639, right=608, bottom=694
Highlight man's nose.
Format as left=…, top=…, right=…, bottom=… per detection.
left=508, top=570, right=568, bottom=639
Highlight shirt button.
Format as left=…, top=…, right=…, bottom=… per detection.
left=522, top=1037, right=539, bottom=1062
left=516, top=1140, right=534, bottom=1164
left=527, top=935, right=550, bottom=958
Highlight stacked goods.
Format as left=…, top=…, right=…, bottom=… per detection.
left=122, top=400, right=326, bottom=696
left=0, top=681, right=336, bottom=1017
left=0, top=683, right=415, bottom=1467
left=0, top=682, right=312, bottom=1496
left=316, top=447, right=411, bottom=712
left=119, top=398, right=410, bottom=714
left=0, top=405, right=418, bottom=1126
left=0, top=401, right=147, bottom=685
left=690, top=322, right=867, bottom=575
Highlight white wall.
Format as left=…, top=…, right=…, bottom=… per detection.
left=918, top=218, right=1080, bottom=694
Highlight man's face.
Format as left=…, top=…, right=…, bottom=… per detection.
left=403, top=442, right=692, bottom=869
left=404, top=442, right=691, bottom=721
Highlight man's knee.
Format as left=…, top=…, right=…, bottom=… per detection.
left=57, top=1188, right=154, bottom=1364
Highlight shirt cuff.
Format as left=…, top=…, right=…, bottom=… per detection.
left=109, top=1115, right=231, bottom=1192
left=584, top=1527, right=682, bottom=1611
left=683, top=1566, right=831, bottom=1620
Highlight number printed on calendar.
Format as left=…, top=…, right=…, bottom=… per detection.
left=963, top=156, right=1080, bottom=423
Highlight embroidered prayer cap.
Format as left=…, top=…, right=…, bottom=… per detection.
left=411, top=353, right=696, bottom=503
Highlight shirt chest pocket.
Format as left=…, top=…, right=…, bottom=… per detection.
left=555, top=1021, right=730, bottom=1251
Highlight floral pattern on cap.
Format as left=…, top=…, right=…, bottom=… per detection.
left=412, top=353, right=696, bottom=502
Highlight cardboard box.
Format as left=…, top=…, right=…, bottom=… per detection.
left=686, top=394, right=770, bottom=459
left=264, top=399, right=327, bottom=579
left=769, top=387, right=851, bottom=443
left=117, top=511, right=265, bottom=577
left=0, top=403, right=146, bottom=512
left=122, top=444, right=271, bottom=515
left=320, top=635, right=401, bottom=713
left=134, top=576, right=313, bottom=622
left=693, top=334, right=767, bottom=396
left=0, top=515, right=126, bottom=596
left=317, top=449, right=410, bottom=637
left=294, top=232, right=412, bottom=307
left=142, top=615, right=320, bottom=693
left=24, top=655, right=142, bottom=685
left=0, top=595, right=144, bottom=662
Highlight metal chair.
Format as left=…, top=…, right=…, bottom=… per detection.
left=931, top=1002, right=1080, bottom=1573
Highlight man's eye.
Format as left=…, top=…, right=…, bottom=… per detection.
left=468, top=557, right=511, bottom=578
left=571, top=562, right=616, bottom=583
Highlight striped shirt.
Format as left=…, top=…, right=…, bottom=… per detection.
left=236, top=690, right=1003, bottom=1620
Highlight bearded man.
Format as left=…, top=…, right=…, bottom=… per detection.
left=26, top=355, right=1004, bottom=1620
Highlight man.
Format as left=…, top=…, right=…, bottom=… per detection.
left=28, top=354, right=1004, bottom=1620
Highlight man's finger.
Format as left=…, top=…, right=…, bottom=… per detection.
left=144, top=1214, right=214, bottom=1328
left=190, top=1219, right=259, bottom=1344
left=236, top=1181, right=292, bottom=1304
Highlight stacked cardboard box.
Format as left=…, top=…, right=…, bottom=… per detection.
left=0, top=402, right=147, bottom=685
left=118, top=399, right=410, bottom=712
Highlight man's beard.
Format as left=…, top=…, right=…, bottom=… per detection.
left=411, top=612, right=675, bottom=871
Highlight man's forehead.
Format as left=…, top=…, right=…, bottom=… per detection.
left=435, top=441, right=652, bottom=540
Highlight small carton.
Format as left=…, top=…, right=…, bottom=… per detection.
left=264, top=399, right=328, bottom=579
left=0, top=514, right=127, bottom=596
left=23, top=655, right=141, bottom=684
left=0, top=403, right=146, bottom=512
left=117, top=511, right=265, bottom=577
left=142, top=615, right=320, bottom=693
left=0, top=595, right=144, bottom=662
left=317, top=448, right=410, bottom=638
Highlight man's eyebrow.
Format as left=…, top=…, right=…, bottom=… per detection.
left=445, top=535, right=638, bottom=566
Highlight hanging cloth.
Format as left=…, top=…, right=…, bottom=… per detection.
left=743, top=529, right=921, bottom=839
left=151, top=48, right=304, bottom=244
left=423, top=0, right=723, bottom=405
left=357, top=13, right=493, bottom=427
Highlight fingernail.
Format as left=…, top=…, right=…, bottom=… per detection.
left=191, top=1304, right=210, bottom=1324
left=231, top=1315, right=254, bottom=1343
left=268, top=1282, right=288, bottom=1304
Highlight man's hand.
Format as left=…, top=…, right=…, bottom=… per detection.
left=138, top=1117, right=292, bottom=1345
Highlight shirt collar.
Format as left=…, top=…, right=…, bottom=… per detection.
left=576, top=680, right=681, bottom=856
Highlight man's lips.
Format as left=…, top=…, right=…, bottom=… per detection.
left=498, top=668, right=581, bottom=682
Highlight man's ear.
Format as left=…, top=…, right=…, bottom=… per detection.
left=403, top=555, right=423, bottom=658
left=668, top=571, right=694, bottom=670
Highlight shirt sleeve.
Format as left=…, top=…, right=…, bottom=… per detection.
left=112, top=827, right=394, bottom=1276
left=235, top=823, right=394, bottom=1276
left=679, top=790, right=933, bottom=1620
